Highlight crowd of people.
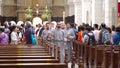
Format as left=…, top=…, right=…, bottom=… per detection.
left=0, top=20, right=120, bottom=63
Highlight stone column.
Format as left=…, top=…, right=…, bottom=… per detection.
left=67, top=0, right=74, bottom=16
left=0, top=0, right=2, bottom=16
left=110, top=0, right=118, bottom=26
left=92, top=0, right=104, bottom=26
left=74, top=0, right=82, bottom=26
left=81, top=0, right=92, bottom=25
left=104, top=0, right=118, bottom=26
left=104, top=0, right=110, bottom=26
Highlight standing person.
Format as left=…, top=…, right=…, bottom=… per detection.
left=54, top=23, right=64, bottom=63
left=113, top=26, right=120, bottom=45
left=4, top=22, right=10, bottom=36
left=9, top=26, right=19, bottom=45
left=41, top=23, right=52, bottom=41
left=35, top=24, right=42, bottom=37
left=78, top=25, right=84, bottom=43
left=0, top=27, right=9, bottom=45
left=98, top=23, right=110, bottom=45
left=83, top=26, right=96, bottom=45
left=49, top=22, right=55, bottom=43
left=71, top=23, right=78, bottom=40
left=93, top=24, right=100, bottom=44
left=111, top=25, right=116, bottom=44
left=60, top=22, right=65, bottom=32
left=39, top=25, right=45, bottom=37
left=64, top=23, right=75, bottom=62
left=24, top=24, right=32, bottom=44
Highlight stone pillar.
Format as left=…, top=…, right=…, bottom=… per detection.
left=74, top=0, right=82, bottom=26
left=92, top=0, right=104, bottom=26
left=0, top=0, right=2, bottom=16
left=110, top=0, right=118, bottom=26
left=67, top=0, right=74, bottom=16
left=104, top=0, right=118, bottom=26
left=81, top=0, right=92, bottom=25
left=104, top=0, right=110, bottom=26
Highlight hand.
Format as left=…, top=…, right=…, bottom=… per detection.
left=67, top=34, right=70, bottom=39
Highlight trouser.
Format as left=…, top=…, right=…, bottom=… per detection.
left=66, top=41, right=73, bottom=62
left=55, top=41, right=65, bottom=63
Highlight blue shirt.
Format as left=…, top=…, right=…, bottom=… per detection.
left=113, top=32, right=120, bottom=45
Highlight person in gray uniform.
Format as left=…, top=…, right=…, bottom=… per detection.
left=41, top=23, right=53, bottom=41
left=64, top=23, right=75, bottom=62
left=54, top=23, right=64, bottom=63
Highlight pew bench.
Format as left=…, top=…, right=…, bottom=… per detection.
left=0, top=59, right=59, bottom=63
left=0, top=56, right=55, bottom=59
left=0, top=63, right=67, bottom=68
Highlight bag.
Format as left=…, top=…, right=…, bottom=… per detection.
left=101, top=29, right=110, bottom=45
left=31, top=30, right=37, bottom=45
left=86, top=32, right=96, bottom=45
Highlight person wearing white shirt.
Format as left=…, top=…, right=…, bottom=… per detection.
left=10, top=26, right=19, bottom=45
left=93, top=24, right=100, bottom=43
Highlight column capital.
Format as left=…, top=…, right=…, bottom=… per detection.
left=73, top=0, right=81, bottom=4
left=67, top=0, right=74, bottom=6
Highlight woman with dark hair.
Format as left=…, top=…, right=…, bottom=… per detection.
left=0, top=27, right=8, bottom=45
left=9, top=26, right=19, bottom=45
left=113, top=26, right=120, bottom=45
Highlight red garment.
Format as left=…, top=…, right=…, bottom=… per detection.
left=78, top=31, right=82, bottom=43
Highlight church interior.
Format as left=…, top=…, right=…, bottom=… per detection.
left=0, top=0, right=119, bottom=68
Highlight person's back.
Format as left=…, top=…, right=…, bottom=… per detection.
left=84, top=31, right=96, bottom=45
left=113, top=33, right=120, bottom=45
left=113, top=27, right=120, bottom=45
left=98, top=23, right=110, bottom=45
left=78, top=26, right=84, bottom=43
left=0, top=32, right=8, bottom=45
left=93, top=30, right=99, bottom=42
left=83, top=26, right=96, bottom=45
left=93, top=24, right=99, bottom=43
left=25, top=28, right=32, bottom=44
left=78, top=31, right=82, bottom=43
left=99, top=29, right=110, bottom=45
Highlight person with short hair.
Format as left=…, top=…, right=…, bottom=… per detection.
left=64, top=23, right=75, bottom=62
left=98, top=23, right=110, bottom=45
left=9, top=26, right=19, bottom=45
left=41, top=23, right=53, bottom=41
left=83, top=26, right=96, bottom=45
left=54, top=23, right=64, bottom=63
left=78, top=25, right=84, bottom=43
left=113, top=26, right=120, bottom=45
left=93, top=24, right=100, bottom=43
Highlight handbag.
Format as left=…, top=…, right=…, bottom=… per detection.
left=31, top=30, right=37, bottom=45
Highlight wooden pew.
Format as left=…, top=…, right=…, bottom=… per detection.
left=112, top=46, right=119, bottom=68
left=0, top=59, right=59, bottom=63
left=102, top=45, right=113, bottom=68
left=94, top=45, right=104, bottom=68
left=0, top=63, right=67, bottom=68
left=73, top=40, right=83, bottom=68
left=0, top=56, right=55, bottom=59
left=89, top=45, right=96, bottom=68
left=83, top=44, right=90, bottom=68
left=0, top=41, right=67, bottom=68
